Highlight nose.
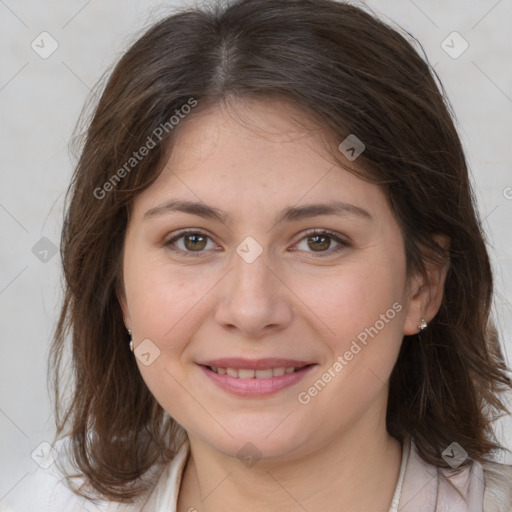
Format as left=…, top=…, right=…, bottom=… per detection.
left=214, top=247, right=293, bottom=338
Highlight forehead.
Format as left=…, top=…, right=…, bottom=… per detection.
left=169, top=96, right=334, bottom=170
left=131, top=97, right=386, bottom=222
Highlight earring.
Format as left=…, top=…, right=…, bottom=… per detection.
left=417, top=318, right=428, bottom=332
left=128, top=329, right=134, bottom=352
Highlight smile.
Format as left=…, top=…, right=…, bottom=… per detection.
left=207, top=366, right=299, bottom=378
left=198, top=362, right=316, bottom=397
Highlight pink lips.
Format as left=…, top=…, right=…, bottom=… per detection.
left=197, top=358, right=316, bottom=397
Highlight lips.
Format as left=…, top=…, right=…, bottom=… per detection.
left=197, top=358, right=316, bottom=396
left=198, top=358, right=313, bottom=379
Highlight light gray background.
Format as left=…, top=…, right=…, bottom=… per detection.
left=1, top=0, right=511, bottom=500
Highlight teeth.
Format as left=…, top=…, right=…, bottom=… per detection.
left=255, top=368, right=273, bottom=378
left=210, top=366, right=298, bottom=378
left=226, top=368, right=238, bottom=377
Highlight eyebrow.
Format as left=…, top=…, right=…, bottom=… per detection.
left=143, top=199, right=372, bottom=225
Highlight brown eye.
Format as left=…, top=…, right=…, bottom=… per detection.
left=164, top=228, right=350, bottom=258
left=294, top=229, right=350, bottom=257
left=183, top=233, right=207, bottom=251
left=307, top=234, right=331, bottom=252
left=165, top=230, right=215, bottom=256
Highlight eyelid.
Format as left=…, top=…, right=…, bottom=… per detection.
left=163, top=228, right=351, bottom=258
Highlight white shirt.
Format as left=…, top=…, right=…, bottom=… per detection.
left=2, top=435, right=509, bottom=511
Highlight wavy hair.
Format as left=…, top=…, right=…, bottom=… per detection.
left=49, top=0, right=512, bottom=503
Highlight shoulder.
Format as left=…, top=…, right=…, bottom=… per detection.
left=0, top=437, right=138, bottom=512
left=399, top=437, right=512, bottom=512
left=481, top=458, right=512, bottom=512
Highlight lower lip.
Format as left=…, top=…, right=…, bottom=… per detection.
left=198, top=364, right=316, bottom=397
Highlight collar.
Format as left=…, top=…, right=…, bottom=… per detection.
left=398, top=436, right=485, bottom=511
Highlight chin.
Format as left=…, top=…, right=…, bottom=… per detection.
left=191, top=422, right=315, bottom=463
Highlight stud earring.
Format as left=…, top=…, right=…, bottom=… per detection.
left=417, top=318, right=428, bottom=332
left=128, top=329, right=134, bottom=352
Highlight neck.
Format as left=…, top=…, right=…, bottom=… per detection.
left=177, top=409, right=402, bottom=512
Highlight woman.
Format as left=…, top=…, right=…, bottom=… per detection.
left=3, top=0, right=511, bottom=510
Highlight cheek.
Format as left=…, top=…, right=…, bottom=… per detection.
left=126, top=265, right=205, bottom=416
left=294, top=248, right=406, bottom=379
left=125, top=250, right=212, bottom=341
left=300, top=263, right=402, bottom=339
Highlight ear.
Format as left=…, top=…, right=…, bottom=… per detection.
left=403, top=233, right=450, bottom=335
left=116, top=281, right=132, bottom=331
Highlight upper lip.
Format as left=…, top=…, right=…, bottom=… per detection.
left=198, top=358, right=315, bottom=370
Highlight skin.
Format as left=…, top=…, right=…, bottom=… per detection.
left=119, top=97, right=450, bottom=512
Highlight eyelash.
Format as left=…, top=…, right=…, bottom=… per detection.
left=163, top=228, right=351, bottom=258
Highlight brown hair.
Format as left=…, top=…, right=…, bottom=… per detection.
left=50, top=0, right=512, bottom=503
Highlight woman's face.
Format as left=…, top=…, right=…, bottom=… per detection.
left=119, top=98, right=424, bottom=461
